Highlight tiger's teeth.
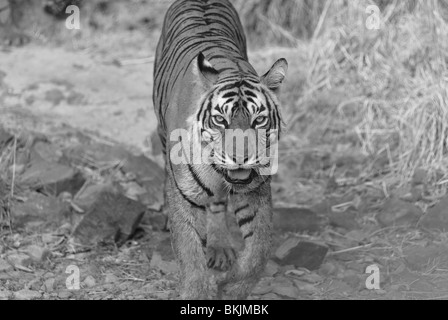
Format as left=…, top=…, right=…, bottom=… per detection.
left=227, top=169, right=251, bottom=180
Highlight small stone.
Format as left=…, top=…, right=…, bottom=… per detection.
left=293, top=280, right=320, bottom=295
left=0, top=291, right=12, bottom=300
left=404, top=244, right=448, bottom=271
left=24, top=245, right=51, bottom=262
left=377, top=197, right=421, bottom=227
left=420, top=197, right=448, bottom=232
left=42, top=234, right=60, bottom=244
left=153, top=291, right=171, bottom=300
left=319, top=262, right=338, bottom=276
left=275, top=238, right=328, bottom=270
left=149, top=251, right=178, bottom=274
left=263, top=260, right=279, bottom=277
left=83, top=276, right=96, bottom=288
left=329, top=209, right=360, bottom=230
left=260, top=293, right=282, bottom=300
left=0, top=259, right=12, bottom=272
left=251, top=278, right=273, bottom=295
left=142, top=283, right=157, bottom=293
left=272, top=285, right=300, bottom=299
left=104, top=273, right=119, bottom=284
left=300, top=273, right=323, bottom=284
left=57, top=290, right=72, bottom=299
left=343, top=270, right=361, bottom=289
left=14, top=290, right=42, bottom=300
left=285, top=269, right=306, bottom=277
left=7, top=253, right=32, bottom=267
left=44, top=278, right=55, bottom=292
left=274, top=207, right=322, bottom=233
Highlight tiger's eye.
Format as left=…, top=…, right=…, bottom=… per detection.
left=255, top=116, right=266, bottom=124
left=214, top=115, right=225, bottom=122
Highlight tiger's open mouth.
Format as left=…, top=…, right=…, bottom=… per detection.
left=224, top=169, right=256, bottom=185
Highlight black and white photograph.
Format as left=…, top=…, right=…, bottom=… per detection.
left=0, top=0, right=448, bottom=303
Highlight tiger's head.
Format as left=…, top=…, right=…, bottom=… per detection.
left=189, top=53, right=288, bottom=186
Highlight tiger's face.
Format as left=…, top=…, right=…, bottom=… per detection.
left=193, top=53, right=288, bottom=186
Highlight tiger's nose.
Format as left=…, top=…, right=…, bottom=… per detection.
left=232, top=154, right=250, bottom=165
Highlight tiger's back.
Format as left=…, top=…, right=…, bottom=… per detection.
left=153, top=0, right=257, bottom=147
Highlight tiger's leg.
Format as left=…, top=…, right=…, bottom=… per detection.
left=166, top=174, right=211, bottom=299
left=218, top=184, right=273, bottom=300
left=206, top=201, right=237, bottom=271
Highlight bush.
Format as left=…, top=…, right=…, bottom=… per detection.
left=236, top=0, right=448, bottom=184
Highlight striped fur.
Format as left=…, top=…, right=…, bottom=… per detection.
left=153, top=0, right=287, bottom=300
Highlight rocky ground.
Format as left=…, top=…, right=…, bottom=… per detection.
left=1, top=0, right=448, bottom=300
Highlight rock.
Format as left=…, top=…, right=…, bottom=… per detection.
left=274, top=238, right=328, bottom=270
left=420, top=197, right=448, bottom=231
left=32, top=141, right=63, bottom=163
left=292, top=280, right=320, bottom=295
left=273, top=207, right=322, bottom=233
left=272, top=285, right=300, bottom=299
left=71, top=183, right=146, bottom=246
left=149, top=251, right=178, bottom=274
left=404, top=244, right=448, bottom=271
left=319, top=262, right=338, bottom=277
left=145, top=211, right=168, bottom=231
left=142, top=283, right=157, bottom=293
left=10, top=192, right=63, bottom=226
left=285, top=269, right=306, bottom=277
left=63, top=143, right=130, bottom=167
left=83, top=276, right=96, bottom=288
left=7, top=253, right=32, bottom=267
left=263, top=260, right=279, bottom=277
left=41, top=233, right=60, bottom=244
left=300, top=273, right=323, bottom=284
left=329, top=209, right=360, bottom=230
left=328, top=280, right=354, bottom=295
left=377, top=197, right=421, bottom=227
left=57, top=290, right=72, bottom=299
left=0, top=291, right=12, bottom=300
left=20, top=159, right=85, bottom=196
left=342, top=270, right=361, bottom=289
left=252, top=278, right=273, bottom=295
left=43, top=278, right=55, bottom=292
left=14, top=290, right=42, bottom=300
left=104, top=274, right=119, bottom=284
left=121, top=154, right=164, bottom=208
left=120, top=182, right=147, bottom=201
left=0, top=259, right=12, bottom=272
left=24, top=245, right=51, bottom=262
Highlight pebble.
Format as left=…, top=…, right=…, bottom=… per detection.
left=83, top=275, right=96, bottom=288
left=58, top=290, right=73, bottom=299
left=0, top=259, right=12, bottom=272
left=0, top=291, right=12, bottom=300
left=14, top=290, right=42, bottom=300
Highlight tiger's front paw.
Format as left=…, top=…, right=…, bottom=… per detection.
left=1, top=28, right=30, bottom=46
left=206, top=246, right=237, bottom=271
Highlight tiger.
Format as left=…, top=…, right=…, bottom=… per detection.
left=153, top=0, right=288, bottom=300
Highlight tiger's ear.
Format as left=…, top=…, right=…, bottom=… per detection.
left=195, top=52, right=219, bottom=87
left=261, top=58, right=288, bottom=94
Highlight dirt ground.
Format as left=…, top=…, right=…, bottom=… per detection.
left=1, top=0, right=448, bottom=300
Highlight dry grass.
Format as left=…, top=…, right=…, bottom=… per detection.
left=237, top=0, right=448, bottom=187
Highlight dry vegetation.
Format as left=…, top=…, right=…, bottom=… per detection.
left=234, top=0, right=448, bottom=188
